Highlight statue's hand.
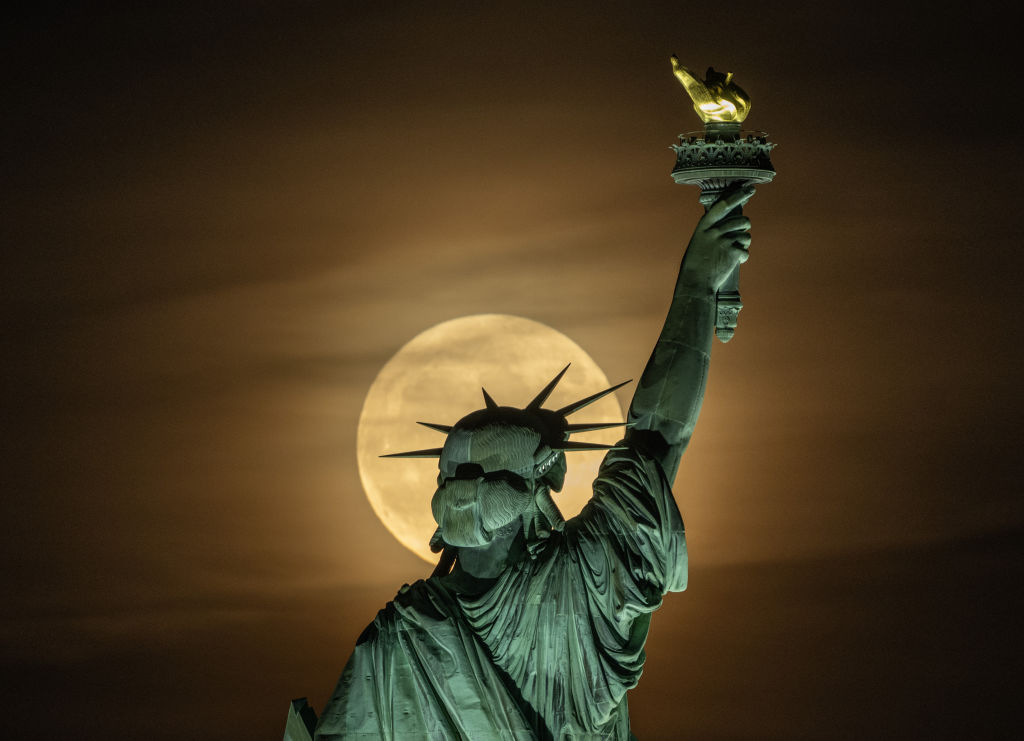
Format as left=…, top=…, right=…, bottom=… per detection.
left=680, top=186, right=755, bottom=294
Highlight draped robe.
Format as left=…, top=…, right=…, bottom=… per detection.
left=315, top=443, right=687, bottom=740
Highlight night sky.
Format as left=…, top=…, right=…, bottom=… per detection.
left=3, top=2, right=1022, bottom=739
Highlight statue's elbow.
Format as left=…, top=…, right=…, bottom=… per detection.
left=668, top=533, right=688, bottom=593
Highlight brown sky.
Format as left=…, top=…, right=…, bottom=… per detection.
left=3, top=2, right=1022, bottom=738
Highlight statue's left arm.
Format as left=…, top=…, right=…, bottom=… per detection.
left=625, top=185, right=755, bottom=484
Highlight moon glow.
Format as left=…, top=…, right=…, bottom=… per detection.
left=357, top=314, right=625, bottom=563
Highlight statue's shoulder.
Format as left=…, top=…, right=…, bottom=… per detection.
left=392, top=577, right=460, bottom=619
left=590, top=440, right=673, bottom=501
left=355, top=577, right=459, bottom=647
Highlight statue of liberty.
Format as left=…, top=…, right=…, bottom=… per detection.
left=296, top=184, right=757, bottom=740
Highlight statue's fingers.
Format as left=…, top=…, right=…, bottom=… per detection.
left=731, top=231, right=752, bottom=248
left=705, top=186, right=755, bottom=226
left=731, top=243, right=750, bottom=264
left=709, top=215, right=751, bottom=236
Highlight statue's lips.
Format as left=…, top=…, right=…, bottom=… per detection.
left=437, top=508, right=490, bottom=548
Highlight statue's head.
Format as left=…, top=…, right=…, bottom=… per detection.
left=432, top=406, right=567, bottom=549
left=383, top=365, right=629, bottom=554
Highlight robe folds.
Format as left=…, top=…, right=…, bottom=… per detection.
left=315, top=444, right=687, bottom=740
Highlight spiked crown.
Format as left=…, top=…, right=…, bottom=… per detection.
left=381, top=364, right=631, bottom=466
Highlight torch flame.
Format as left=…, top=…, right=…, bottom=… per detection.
left=671, top=56, right=751, bottom=123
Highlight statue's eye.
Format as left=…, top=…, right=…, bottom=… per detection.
left=453, top=463, right=484, bottom=479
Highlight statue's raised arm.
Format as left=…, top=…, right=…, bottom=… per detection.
left=626, top=184, right=755, bottom=483
left=305, top=185, right=758, bottom=741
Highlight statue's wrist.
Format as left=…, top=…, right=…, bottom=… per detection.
left=676, top=263, right=717, bottom=298
left=674, top=276, right=716, bottom=300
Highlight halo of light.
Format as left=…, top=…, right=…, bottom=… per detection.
left=357, top=314, right=624, bottom=563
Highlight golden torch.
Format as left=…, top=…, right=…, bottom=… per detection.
left=670, top=57, right=776, bottom=342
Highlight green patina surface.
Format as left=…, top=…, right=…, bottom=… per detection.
left=306, top=187, right=757, bottom=740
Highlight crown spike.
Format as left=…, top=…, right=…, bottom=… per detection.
left=417, top=421, right=453, bottom=434
left=482, top=387, right=499, bottom=410
left=550, top=441, right=628, bottom=452
left=564, top=421, right=630, bottom=434
left=526, top=363, right=571, bottom=410
left=380, top=448, right=444, bottom=459
left=556, top=379, right=632, bottom=417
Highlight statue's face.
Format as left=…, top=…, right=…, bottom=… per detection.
left=432, top=424, right=541, bottom=548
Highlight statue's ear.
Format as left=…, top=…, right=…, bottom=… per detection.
left=541, top=453, right=567, bottom=492
left=534, top=485, right=565, bottom=535
left=429, top=527, right=445, bottom=553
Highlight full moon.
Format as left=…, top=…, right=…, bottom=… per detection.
left=357, top=314, right=626, bottom=563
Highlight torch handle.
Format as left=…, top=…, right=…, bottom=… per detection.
left=672, top=117, right=774, bottom=344
left=699, top=194, right=744, bottom=343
